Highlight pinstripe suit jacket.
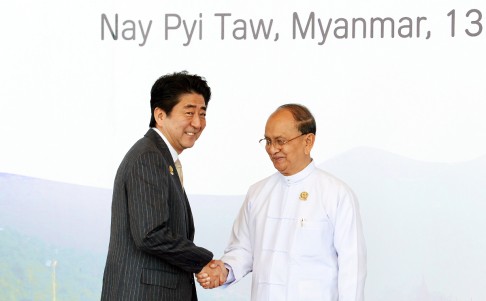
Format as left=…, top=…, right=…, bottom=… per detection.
left=101, top=129, right=213, bottom=301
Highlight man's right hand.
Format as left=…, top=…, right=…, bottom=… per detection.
left=196, top=259, right=228, bottom=289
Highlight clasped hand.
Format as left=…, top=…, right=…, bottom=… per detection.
left=196, top=260, right=228, bottom=289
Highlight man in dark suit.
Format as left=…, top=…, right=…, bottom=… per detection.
left=101, top=71, right=225, bottom=301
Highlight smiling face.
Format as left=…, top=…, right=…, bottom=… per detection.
left=154, top=93, right=207, bottom=154
left=264, top=109, right=314, bottom=176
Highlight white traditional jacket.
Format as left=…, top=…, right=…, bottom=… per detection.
left=222, top=161, right=366, bottom=301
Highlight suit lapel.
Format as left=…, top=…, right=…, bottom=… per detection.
left=144, top=129, right=195, bottom=240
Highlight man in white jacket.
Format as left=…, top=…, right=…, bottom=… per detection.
left=198, top=103, right=366, bottom=300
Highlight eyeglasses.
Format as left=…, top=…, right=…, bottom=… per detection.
left=259, top=133, right=307, bottom=148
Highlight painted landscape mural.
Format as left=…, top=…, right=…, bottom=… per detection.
left=1, top=147, right=485, bottom=300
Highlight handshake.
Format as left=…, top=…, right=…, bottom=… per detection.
left=196, top=259, right=228, bottom=289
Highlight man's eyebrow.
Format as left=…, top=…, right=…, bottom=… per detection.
left=184, top=104, right=206, bottom=110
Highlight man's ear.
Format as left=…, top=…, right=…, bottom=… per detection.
left=304, top=133, right=315, bottom=155
left=154, top=107, right=167, bottom=125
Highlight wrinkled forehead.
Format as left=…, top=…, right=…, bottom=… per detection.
left=176, top=93, right=207, bottom=110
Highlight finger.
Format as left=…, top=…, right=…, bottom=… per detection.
left=203, top=280, right=210, bottom=289
left=196, top=278, right=206, bottom=284
left=211, top=260, right=222, bottom=268
left=197, top=280, right=207, bottom=288
left=210, top=260, right=225, bottom=269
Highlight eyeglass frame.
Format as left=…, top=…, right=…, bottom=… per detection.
left=259, top=133, right=308, bottom=149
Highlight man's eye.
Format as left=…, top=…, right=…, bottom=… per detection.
left=276, top=139, right=286, bottom=145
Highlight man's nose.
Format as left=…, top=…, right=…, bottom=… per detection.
left=191, top=114, right=202, bottom=129
left=267, top=142, right=280, bottom=154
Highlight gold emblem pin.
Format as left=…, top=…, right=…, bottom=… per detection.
left=169, top=165, right=174, bottom=175
left=299, top=192, right=309, bottom=201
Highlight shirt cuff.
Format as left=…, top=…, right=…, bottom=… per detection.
left=223, top=263, right=236, bottom=285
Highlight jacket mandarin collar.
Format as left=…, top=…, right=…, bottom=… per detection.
left=279, top=160, right=315, bottom=186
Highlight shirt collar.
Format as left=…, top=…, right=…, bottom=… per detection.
left=151, top=127, right=178, bottom=163
left=280, top=160, right=315, bottom=185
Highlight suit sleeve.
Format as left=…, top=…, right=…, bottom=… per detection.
left=126, top=151, right=213, bottom=273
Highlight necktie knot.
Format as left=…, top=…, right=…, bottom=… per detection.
left=174, top=159, right=183, bottom=186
